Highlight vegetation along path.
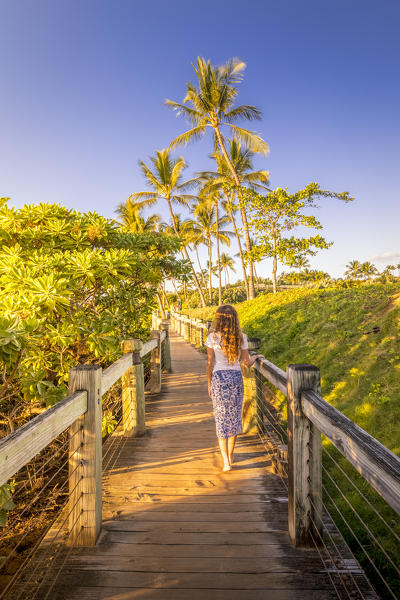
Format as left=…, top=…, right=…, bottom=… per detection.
left=53, top=332, right=363, bottom=599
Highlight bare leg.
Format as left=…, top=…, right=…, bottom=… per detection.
left=228, top=435, right=237, bottom=464
left=218, top=438, right=231, bottom=471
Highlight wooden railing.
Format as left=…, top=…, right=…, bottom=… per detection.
left=0, top=320, right=171, bottom=548
left=170, top=311, right=400, bottom=549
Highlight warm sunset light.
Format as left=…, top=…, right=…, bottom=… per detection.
left=0, top=1, right=399, bottom=599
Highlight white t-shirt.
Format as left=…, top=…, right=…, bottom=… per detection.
left=205, top=332, right=248, bottom=373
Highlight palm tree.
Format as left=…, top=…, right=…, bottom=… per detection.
left=166, top=57, right=268, bottom=300
left=129, top=149, right=207, bottom=307
left=220, top=253, right=236, bottom=289
left=345, top=260, right=362, bottom=279
left=360, top=261, right=378, bottom=280
left=162, top=213, right=208, bottom=298
left=290, top=257, right=310, bottom=284
left=194, top=202, right=233, bottom=304
left=116, top=197, right=160, bottom=232
left=197, top=139, right=270, bottom=299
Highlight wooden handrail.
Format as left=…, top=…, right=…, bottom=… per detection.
left=0, top=390, right=87, bottom=486
left=302, top=389, right=400, bottom=515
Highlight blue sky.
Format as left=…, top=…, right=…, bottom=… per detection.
left=1, top=0, right=399, bottom=280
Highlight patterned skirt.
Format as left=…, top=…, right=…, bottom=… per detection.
left=210, top=370, right=244, bottom=439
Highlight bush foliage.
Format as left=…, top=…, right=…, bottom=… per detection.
left=0, top=198, right=182, bottom=433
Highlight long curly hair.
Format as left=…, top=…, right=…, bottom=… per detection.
left=210, top=304, right=243, bottom=364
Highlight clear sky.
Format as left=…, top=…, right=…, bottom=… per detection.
left=1, top=0, right=399, bottom=280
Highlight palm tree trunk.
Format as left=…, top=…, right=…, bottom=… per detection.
left=194, top=244, right=207, bottom=294
left=214, top=126, right=256, bottom=300
left=156, top=292, right=166, bottom=319
left=272, top=227, right=278, bottom=293
left=166, top=197, right=206, bottom=307
left=171, top=278, right=180, bottom=298
left=208, top=238, right=213, bottom=304
left=215, top=198, right=222, bottom=306
left=253, top=263, right=260, bottom=291
left=226, top=192, right=249, bottom=297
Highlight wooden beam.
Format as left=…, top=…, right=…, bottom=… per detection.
left=140, top=338, right=158, bottom=357
left=68, top=365, right=102, bottom=546
left=150, top=330, right=162, bottom=394
left=254, top=359, right=287, bottom=396
left=159, top=321, right=172, bottom=373
left=287, top=364, right=322, bottom=548
left=302, top=389, right=400, bottom=515
left=102, top=353, right=133, bottom=394
left=0, top=390, right=87, bottom=486
left=121, top=340, right=145, bottom=436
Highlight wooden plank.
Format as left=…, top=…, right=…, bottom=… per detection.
left=140, top=338, right=158, bottom=357
left=102, top=520, right=287, bottom=533
left=0, top=390, right=87, bottom=486
left=104, top=531, right=292, bottom=545
left=101, top=352, right=132, bottom=393
left=69, top=542, right=316, bottom=559
left=102, top=511, right=274, bottom=522
left=55, top=570, right=336, bottom=590
left=255, top=359, right=287, bottom=395
left=55, top=587, right=340, bottom=600
left=302, top=388, right=400, bottom=515
left=66, top=554, right=332, bottom=573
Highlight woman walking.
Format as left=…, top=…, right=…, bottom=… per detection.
left=206, top=305, right=263, bottom=472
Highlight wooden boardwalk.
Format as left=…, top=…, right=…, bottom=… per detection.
left=55, top=332, right=342, bottom=599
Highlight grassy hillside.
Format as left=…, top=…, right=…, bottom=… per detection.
left=187, top=283, right=400, bottom=454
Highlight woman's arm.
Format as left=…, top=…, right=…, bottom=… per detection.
left=241, top=348, right=263, bottom=368
left=206, top=347, right=215, bottom=398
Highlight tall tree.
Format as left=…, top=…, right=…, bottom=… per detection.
left=197, top=138, right=270, bottom=299
left=129, top=149, right=207, bottom=307
left=166, top=57, right=268, bottom=300
left=220, top=253, right=236, bottom=289
left=194, top=202, right=233, bottom=303
left=360, top=261, right=378, bottom=280
left=116, top=197, right=160, bottom=232
left=345, top=260, right=363, bottom=279
left=245, top=184, right=352, bottom=293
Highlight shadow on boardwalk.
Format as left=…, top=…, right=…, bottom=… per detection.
left=51, top=332, right=353, bottom=599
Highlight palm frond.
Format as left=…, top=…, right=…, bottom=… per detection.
left=164, top=100, right=202, bottom=125
left=138, top=160, right=162, bottom=191
left=225, top=124, right=269, bottom=155
left=169, top=125, right=207, bottom=150
left=170, top=156, right=187, bottom=188
left=224, top=104, right=262, bottom=123
left=126, top=191, right=159, bottom=205
left=242, top=170, right=270, bottom=186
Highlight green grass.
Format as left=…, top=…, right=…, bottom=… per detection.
left=187, top=284, right=400, bottom=598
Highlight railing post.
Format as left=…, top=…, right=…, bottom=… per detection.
left=150, top=330, right=162, bottom=393
left=194, top=320, right=202, bottom=348
left=190, top=319, right=197, bottom=345
left=178, top=315, right=183, bottom=336
left=183, top=317, right=190, bottom=342
left=121, top=339, right=146, bottom=436
left=68, top=364, right=102, bottom=546
left=159, top=321, right=171, bottom=373
left=287, top=364, right=322, bottom=547
left=241, top=337, right=262, bottom=435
